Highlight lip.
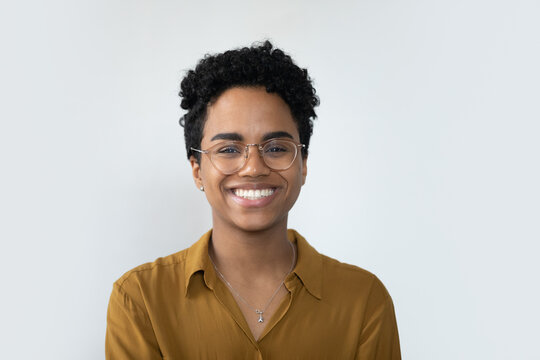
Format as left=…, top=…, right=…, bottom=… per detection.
left=227, top=184, right=279, bottom=208
left=226, top=182, right=279, bottom=190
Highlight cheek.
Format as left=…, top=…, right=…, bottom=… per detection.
left=200, top=163, right=226, bottom=196
left=284, top=166, right=304, bottom=196
left=199, top=159, right=217, bottom=183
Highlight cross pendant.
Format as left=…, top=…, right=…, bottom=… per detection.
left=255, top=310, right=264, bottom=323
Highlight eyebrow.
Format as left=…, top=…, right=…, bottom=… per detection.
left=210, top=133, right=243, bottom=141
left=262, top=131, right=294, bottom=141
left=210, top=131, right=294, bottom=142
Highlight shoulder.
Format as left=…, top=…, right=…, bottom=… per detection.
left=322, top=255, right=379, bottom=284
left=109, top=230, right=211, bottom=310
left=114, top=248, right=189, bottom=295
left=321, top=254, right=392, bottom=302
left=290, top=229, right=392, bottom=303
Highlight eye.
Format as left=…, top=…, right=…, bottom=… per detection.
left=263, top=141, right=293, bottom=156
left=218, top=146, right=241, bottom=154
left=214, top=143, right=244, bottom=157
left=266, top=145, right=287, bottom=153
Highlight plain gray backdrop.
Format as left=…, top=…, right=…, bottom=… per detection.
left=1, top=0, right=539, bottom=359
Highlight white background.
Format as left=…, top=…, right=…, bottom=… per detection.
left=1, top=0, right=539, bottom=359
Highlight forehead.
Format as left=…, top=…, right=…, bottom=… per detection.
left=202, top=87, right=299, bottom=144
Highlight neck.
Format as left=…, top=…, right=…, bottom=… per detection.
left=209, top=217, right=295, bottom=282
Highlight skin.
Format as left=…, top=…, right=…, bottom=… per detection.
left=189, top=86, right=307, bottom=340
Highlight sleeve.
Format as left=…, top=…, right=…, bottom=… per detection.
left=356, top=276, right=401, bottom=359
left=105, top=282, right=162, bottom=360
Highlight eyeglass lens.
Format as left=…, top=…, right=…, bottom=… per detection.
left=209, top=140, right=298, bottom=174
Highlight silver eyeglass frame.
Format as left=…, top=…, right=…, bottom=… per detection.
left=190, top=138, right=305, bottom=175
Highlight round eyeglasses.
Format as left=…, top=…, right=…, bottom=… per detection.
left=191, top=139, right=305, bottom=175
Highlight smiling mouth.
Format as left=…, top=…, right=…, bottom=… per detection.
left=233, top=188, right=276, bottom=200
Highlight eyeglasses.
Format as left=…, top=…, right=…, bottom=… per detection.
left=191, top=138, right=305, bottom=175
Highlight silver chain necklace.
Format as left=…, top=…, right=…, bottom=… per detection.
left=209, top=241, right=296, bottom=324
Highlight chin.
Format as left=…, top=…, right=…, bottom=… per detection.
left=232, top=214, right=286, bottom=233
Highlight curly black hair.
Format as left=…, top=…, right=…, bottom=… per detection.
left=179, top=40, right=319, bottom=162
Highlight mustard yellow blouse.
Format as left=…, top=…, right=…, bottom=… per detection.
left=106, top=230, right=401, bottom=359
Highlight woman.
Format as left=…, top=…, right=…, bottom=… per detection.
left=106, top=41, right=401, bottom=359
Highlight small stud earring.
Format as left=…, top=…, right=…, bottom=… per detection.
left=199, top=186, right=204, bottom=192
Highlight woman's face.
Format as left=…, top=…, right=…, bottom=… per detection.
left=190, top=86, right=307, bottom=233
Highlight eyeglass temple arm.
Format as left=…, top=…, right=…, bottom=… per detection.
left=190, top=147, right=208, bottom=154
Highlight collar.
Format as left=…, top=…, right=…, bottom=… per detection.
left=287, top=229, right=322, bottom=299
left=184, top=229, right=323, bottom=300
left=184, top=229, right=214, bottom=296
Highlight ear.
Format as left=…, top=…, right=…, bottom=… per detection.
left=301, top=155, right=308, bottom=185
left=190, top=156, right=204, bottom=190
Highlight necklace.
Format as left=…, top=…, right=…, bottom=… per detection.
left=209, top=240, right=296, bottom=324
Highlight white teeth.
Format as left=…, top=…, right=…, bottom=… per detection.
left=234, top=188, right=275, bottom=200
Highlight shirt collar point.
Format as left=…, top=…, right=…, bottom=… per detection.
left=184, top=229, right=213, bottom=296
left=288, top=229, right=323, bottom=300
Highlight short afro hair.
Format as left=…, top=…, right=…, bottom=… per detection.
left=179, top=40, right=319, bottom=162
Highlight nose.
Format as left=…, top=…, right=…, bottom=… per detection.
left=236, top=144, right=271, bottom=177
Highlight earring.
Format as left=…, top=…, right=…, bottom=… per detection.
left=199, top=186, right=204, bottom=192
